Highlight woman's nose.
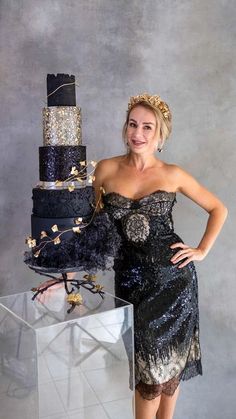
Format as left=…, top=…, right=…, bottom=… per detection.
left=135, top=125, right=143, bottom=137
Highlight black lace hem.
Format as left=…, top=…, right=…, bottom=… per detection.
left=134, top=359, right=202, bottom=400
left=135, top=377, right=180, bottom=400
left=181, top=359, right=203, bottom=381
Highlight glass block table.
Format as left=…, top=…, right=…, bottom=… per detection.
left=0, top=286, right=134, bottom=419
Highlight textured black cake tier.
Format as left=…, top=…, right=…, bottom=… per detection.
left=31, top=215, right=86, bottom=242
left=32, top=186, right=95, bottom=218
left=39, top=145, right=86, bottom=181
left=26, top=210, right=121, bottom=272
left=47, top=73, right=76, bottom=106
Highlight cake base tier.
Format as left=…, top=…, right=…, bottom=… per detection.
left=26, top=211, right=122, bottom=272
left=32, top=186, right=95, bottom=218
left=39, top=145, right=86, bottom=182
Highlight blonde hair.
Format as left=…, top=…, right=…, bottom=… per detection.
left=122, top=101, right=172, bottom=147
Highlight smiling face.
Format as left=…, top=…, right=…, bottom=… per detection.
left=126, top=105, right=160, bottom=154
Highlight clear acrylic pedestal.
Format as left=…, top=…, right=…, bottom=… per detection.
left=0, top=286, right=134, bottom=419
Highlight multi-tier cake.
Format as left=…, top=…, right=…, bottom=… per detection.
left=25, top=73, right=120, bottom=273
left=31, top=73, right=95, bottom=245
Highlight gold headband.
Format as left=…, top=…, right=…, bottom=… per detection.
left=128, top=93, right=171, bottom=121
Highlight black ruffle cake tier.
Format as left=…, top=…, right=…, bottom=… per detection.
left=47, top=73, right=76, bottom=106
left=26, top=211, right=122, bottom=273
left=31, top=215, right=80, bottom=242
left=39, top=145, right=86, bottom=181
left=32, top=186, right=95, bottom=218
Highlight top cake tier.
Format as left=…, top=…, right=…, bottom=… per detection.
left=44, top=74, right=82, bottom=145
left=47, top=74, right=76, bottom=106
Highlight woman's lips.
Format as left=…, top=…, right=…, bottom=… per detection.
left=131, top=140, right=146, bottom=146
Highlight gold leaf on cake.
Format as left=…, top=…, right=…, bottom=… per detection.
left=90, top=160, right=97, bottom=167
left=100, top=186, right=106, bottom=194
left=34, top=250, right=40, bottom=258
left=75, top=217, right=83, bottom=224
left=80, top=161, right=86, bottom=166
left=55, top=180, right=63, bottom=186
left=68, top=185, right=75, bottom=192
left=72, top=226, right=81, bottom=233
left=31, top=239, right=37, bottom=248
left=76, top=177, right=83, bottom=182
left=88, top=175, right=96, bottom=183
left=54, top=237, right=61, bottom=245
left=25, top=236, right=32, bottom=245
left=95, top=284, right=104, bottom=291
left=40, top=231, right=47, bottom=239
left=70, top=166, right=79, bottom=175
left=51, top=224, right=59, bottom=232
left=25, top=236, right=37, bottom=248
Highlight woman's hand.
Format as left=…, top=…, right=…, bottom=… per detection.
left=170, top=242, right=207, bottom=268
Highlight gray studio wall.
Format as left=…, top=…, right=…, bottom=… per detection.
left=0, top=1, right=235, bottom=418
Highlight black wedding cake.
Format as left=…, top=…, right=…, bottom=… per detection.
left=27, top=74, right=95, bottom=269
left=25, top=74, right=120, bottom=273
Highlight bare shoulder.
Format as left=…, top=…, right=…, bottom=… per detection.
left=93, top=155, right=125, bottom=190
left=162, top=163, right=184, bottom=176
left=158, top=162, right=184, bottom=187
left=164, top=163, right=226, bottom=213
left=96, top=155, right=124, bottom=169
left=161, top=163, right=192, bottom=185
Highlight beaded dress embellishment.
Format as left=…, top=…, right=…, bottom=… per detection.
left=103, top=190, right=202, bottom=399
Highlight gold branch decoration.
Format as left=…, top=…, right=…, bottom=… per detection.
left=54, top=160, right=97, bottom=191
left=25, top=186, right=105, bottom=258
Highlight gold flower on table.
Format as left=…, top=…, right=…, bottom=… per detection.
left=95, top=284, right=104, bottom=291
left=67, top=292, right=83, bottom=305
left=83, top=274, right=97, bottom=282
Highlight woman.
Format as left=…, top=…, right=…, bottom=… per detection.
left=93, top=93, right=227, bottom=419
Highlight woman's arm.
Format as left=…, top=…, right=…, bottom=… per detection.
left=170, top=166, right=228, bottom=268
left=93, top=160, right=105, bottom=208
left=92, top=158, right=113, bottom=209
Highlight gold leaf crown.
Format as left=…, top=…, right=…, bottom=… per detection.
left=128, top=93, right=171, bottom=122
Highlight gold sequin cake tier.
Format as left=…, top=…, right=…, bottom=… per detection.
left=43, top=106, right=82, bottom=146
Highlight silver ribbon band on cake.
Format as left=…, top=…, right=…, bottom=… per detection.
left=43, top=106, right=82, bottom=146
left=38, top=181, right=87, bottom=190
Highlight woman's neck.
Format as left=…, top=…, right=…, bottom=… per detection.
left=125, top=152, right=159, bottom=172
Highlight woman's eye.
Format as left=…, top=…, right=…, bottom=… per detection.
left=144, top=125, right=152, bottom=130
left=129, top=122, right=136, bottom=128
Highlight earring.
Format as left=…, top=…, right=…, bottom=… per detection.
left=157, top=139, right=164, bottom=152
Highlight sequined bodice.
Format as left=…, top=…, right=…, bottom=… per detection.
left=103, top=190, right=177, bottom=246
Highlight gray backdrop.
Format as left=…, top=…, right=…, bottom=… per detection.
left=0, top=1, right=235, bottom=418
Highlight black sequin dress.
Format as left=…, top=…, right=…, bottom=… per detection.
left=103, top=190, right=202, bottom=400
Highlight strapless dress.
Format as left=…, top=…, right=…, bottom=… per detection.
left=103, top=190, right=202, bottom=400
